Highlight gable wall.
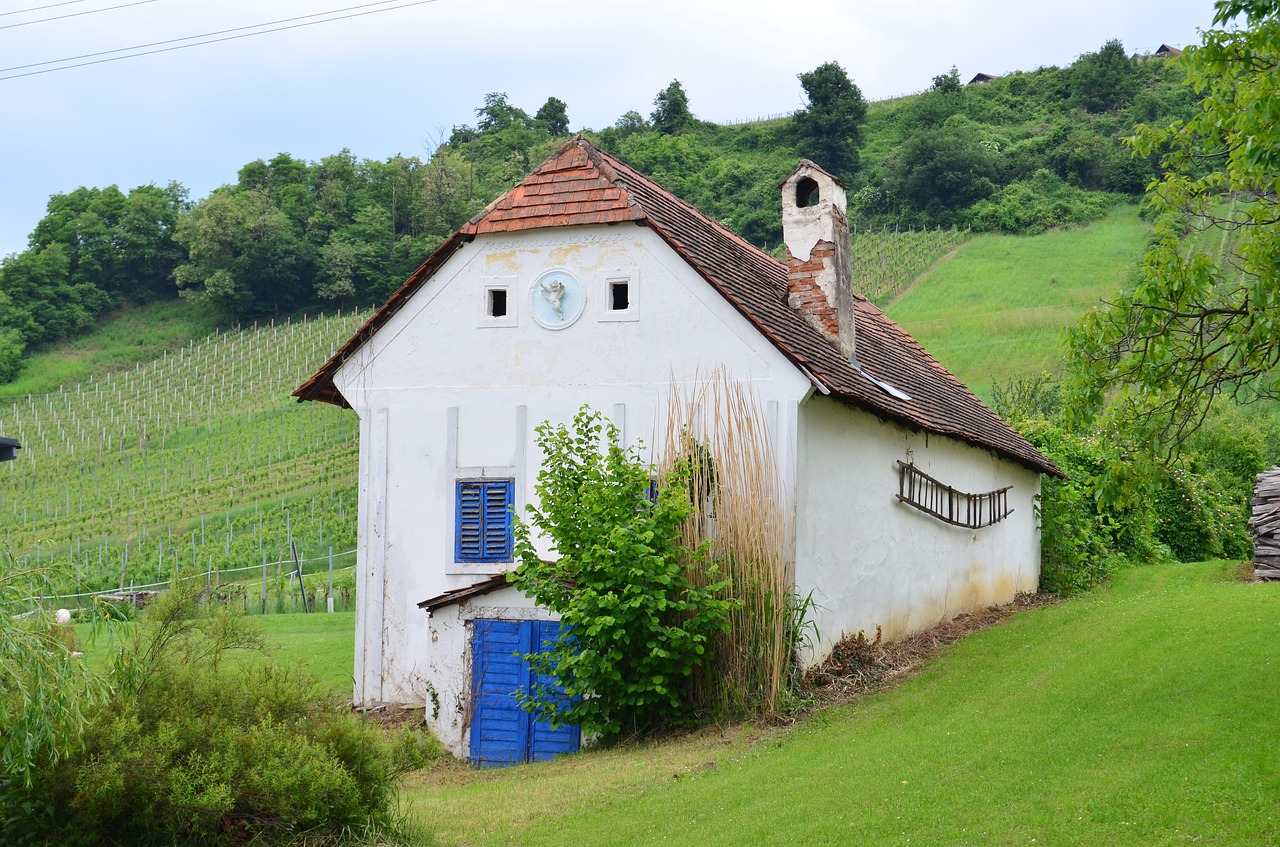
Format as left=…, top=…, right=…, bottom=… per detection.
left=331, top=224, right=812, bottom=718
left=795, top=395, right=1041, bottom=662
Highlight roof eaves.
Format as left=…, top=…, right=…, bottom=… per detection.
left=417, top=572, right=511, bottom=613
left=293, top=230, right=474, bottom=407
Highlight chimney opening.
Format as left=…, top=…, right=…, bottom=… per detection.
left=796, top=176, right=821, bottom=208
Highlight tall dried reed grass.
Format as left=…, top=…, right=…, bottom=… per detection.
left=659, top=368, right=799, bottom=720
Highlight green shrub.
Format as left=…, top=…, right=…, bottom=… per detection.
left=0, top=326, right=25, bottom=383
left=1015, top=417, right=1168, bottom=594
left=509, top=407, right=734, bottom=740
left=0, top=560, right=110, bottom=845
left=25, top=589, right=438, bottom=846
left=1152, top=467, right=1227, bottom=562
left=1159, top=403, right=1274, bottom=562
left=966, top=170, right=1122, bottom=234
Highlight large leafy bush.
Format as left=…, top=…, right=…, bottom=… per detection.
left=14, top=590, right=437, bottom=846
left=509, top=407, right=733, bottom=740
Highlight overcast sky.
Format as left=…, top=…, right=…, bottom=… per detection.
left=0, top=0, right=1217, bottom=257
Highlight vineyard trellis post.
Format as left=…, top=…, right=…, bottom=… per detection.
left=290, top=539, right=309, bottom=613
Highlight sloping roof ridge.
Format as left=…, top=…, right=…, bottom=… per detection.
left=555, top=144, right=1058, bottom=477
left=292, top=230, right=472, bottom=407
left=464, top=192, right=507, bottom=230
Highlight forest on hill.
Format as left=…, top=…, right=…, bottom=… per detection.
left=0, top=39, right=1195, bottom=381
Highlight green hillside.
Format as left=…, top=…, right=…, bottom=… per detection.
left=0, top=42, right=1193, bottom=383
left=885, top=204, right=1149, bottom=399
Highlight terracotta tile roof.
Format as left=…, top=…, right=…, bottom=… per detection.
left=296, top=139, right=1059, bottom=477
left=463, top=143, right=644, bottom=233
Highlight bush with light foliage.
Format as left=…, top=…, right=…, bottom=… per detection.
left=12, top=588, right=438, bottom=846
left=509, top=407, right=734, bottom=740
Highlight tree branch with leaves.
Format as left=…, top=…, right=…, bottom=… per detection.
left=1068, top=0, right=1280, bottom=467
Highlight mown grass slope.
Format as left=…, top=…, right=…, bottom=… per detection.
left=885, top=205, right=1148, bottom=400
left=0, top=300, right=220, bottom=399
left=404, top=562, right=1279, bottom=846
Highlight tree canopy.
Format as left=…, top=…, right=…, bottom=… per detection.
left=1069, top=38, right=1141, bottom=113
left=792, top=61, right=867, bottom=178
left=650, top=80, right=695, bottom=134
left=1068, top=0, right=1280, bottom=463
left=535, top=96, right=570, bottom=136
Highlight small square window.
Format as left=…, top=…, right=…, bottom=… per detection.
left=610, top=281, right=629, bottom=311
left=488, top=288, right=508, bottom=318
left=480, top=280, right=517, bottom=327
left=599, top=273, right=638, bottom=322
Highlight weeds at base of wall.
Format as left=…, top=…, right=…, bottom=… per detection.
left=805, top=592, right=1058, bottom=705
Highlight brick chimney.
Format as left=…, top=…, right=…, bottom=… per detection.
left=781, top=161, right=855, bottom=359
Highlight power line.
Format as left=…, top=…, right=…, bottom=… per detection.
left=1, top=0, right=163, bottom=31
left=0, top=0, right=441, bottom=81
left=0, top=0, right=409, bottom=71
left=1, top=0, right=98, bottom=18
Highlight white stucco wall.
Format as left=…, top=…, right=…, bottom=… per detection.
left=794, top=395, right=1041, bottom=663
left=331, top=223, right=811, bottom=747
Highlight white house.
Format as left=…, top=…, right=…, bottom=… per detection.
left=295, top=139, right=1059, bottom=765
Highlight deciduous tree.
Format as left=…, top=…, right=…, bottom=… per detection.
left=1068, top=0, right=1280, bottom=465
left=1069, top=38, right=1140, bottom=113
left=535, top=96, right=570, bottom=136
left=932, top=66, right=962, bottom=94
left=650, top=80, right=694, bottom=135
left=792, top=61, right=867, bottom=178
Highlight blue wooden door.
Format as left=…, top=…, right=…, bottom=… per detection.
left=469, top=618, right=580, bottom=766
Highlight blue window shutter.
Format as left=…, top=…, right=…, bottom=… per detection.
left=483, top=480, right=513, bottom=560
left=456, top=479, right=514, bottom=562
left=456, top=481, right=484, bottom=561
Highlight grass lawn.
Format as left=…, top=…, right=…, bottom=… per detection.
left=74, top=609, right=355, bottom=696
left=251, top=609, right=356, bottom=695
left=403, top=561, right=1280, bottom=846
left=885, top=205, right=1148, bottom=400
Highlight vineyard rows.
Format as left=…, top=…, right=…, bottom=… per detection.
left=0, top=310, right=367, bottom=596
left=852, top=226, right=972, bottom=306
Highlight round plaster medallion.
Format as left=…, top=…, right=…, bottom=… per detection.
left=528, top=269, right=586, bottom=330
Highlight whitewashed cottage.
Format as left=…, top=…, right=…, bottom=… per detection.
left=296, top=139, right=1060, bottom=765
